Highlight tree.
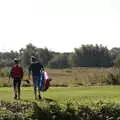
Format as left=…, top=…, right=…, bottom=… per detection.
left=48, top=53, right=70, bottom=68
left=71, top=44, right=112, bottom=67
left=21, top=43, right=37, bottom=67
left=0, top=51, right=19, bottom=68
left=36, top=48, right=54, bottom=66
left=110, top=47, right=120, bottom=63
left=114, top=55, right=120, bottom=68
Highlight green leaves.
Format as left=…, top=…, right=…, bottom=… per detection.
left=1, top=100, right=120, bottom=120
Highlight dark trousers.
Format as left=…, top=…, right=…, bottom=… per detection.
left=13, top=77, right=21, bottom=97
left=13, top=77, right=21, bottom=88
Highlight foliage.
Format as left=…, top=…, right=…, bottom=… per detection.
left=0, top=51, right=19, bottom=68
left=47, top=53, right=71, bottom=68
left=71, top=44, right=112, bottom=67
left=106, top=67, right=120, bottom=85
left=1, top=100, right=120, bottom=120
left=19, top=43, right=54, bottom=67
left=2, top=43, right=120, bottom=69
left=110, top=47, right=120, bottom=61
left=114, top=55, right=120, bottom=68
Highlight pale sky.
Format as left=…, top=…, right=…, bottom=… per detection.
left=0, top=0, right=120, bottom=52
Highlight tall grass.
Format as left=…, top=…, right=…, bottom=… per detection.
left=1, top=67, right=120, bottom=87
left=46, top=67, right=113, bottom=86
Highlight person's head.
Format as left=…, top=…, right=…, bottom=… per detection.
left=14, top=58, right=19, bottom=64
left=31, top=56, right=37, bottom=63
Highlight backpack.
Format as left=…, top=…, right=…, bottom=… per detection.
left=11, top=64, right=23, bottom=78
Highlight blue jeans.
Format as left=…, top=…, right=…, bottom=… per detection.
left=32, top=76, right=40, bottom=89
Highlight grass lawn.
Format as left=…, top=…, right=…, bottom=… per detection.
left=0, top=86, right=120, bottom=105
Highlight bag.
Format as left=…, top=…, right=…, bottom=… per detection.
left=39, top=71, right=52, bottom=91
left=39, top=72, right=44, bottom=90
left=11, top=64, right=23, bottom=78
left=44, top=71, right=52, bottom=91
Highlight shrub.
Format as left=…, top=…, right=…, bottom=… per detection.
left=106, top=68, right=120, bottom=85
left=1, top=100, right=120, bottom=120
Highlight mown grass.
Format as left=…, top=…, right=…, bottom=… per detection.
left=1, top=86, right=120, bottom=105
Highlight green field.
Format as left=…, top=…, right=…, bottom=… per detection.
left=0, top=67, right=120, bottom=105
left=1, top=86, right=120, bottom=105
left=1, top=67, right=120, bottom=119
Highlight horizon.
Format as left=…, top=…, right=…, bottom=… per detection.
left=0, top=43, right=119, bottom=53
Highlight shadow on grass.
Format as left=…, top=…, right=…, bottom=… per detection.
left=43, top=97, right=56, bottom=103
left=19, top=97, right=56, bottom=103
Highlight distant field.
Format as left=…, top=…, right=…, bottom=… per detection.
left=0, top=86, right=120, bottom=105
left=46, top=67, right=110, bottom=86
left=0, top=67, right=114, bottom=87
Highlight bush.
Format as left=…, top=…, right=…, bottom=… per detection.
left=106, top=68, right=120, bottom=85
left=1, top=100, right=120, bottom=120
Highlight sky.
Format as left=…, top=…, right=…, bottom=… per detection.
left=0, top=0, right=120, bottom=53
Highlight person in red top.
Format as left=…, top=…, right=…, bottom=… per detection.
left=9, top=58, right=23, bottom=100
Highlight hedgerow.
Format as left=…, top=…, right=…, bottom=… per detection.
left=0, top=100, right=120, bottom=120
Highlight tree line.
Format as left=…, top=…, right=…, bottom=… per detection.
left=0, top=43, right=120, bottom=68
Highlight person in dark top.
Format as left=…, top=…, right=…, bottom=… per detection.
left=9, top=58, right=23, bottom=100
left=29, top=56, right=44, bottom=99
